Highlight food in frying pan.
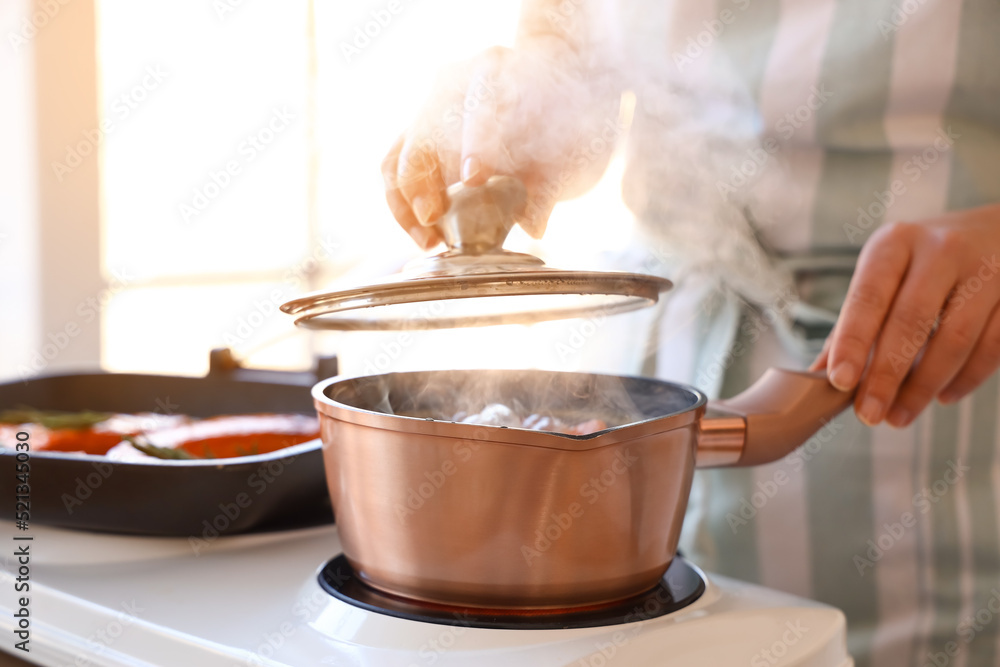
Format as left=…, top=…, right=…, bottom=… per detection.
left=108, top=414, right=320, bottom=461
left=450, top=403, right=609, bottom=435
left=0, top=409, right=319, bottom=460
left=0, top=409, right=188, bottom=455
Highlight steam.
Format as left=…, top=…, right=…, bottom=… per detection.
left=332, top=369, right=701, bottom=437
left=535, top=7, right=795, bottom=313
left=410, top=3, right=796, bottom=318
left=363, top=4, right=799, bottom=412
left=622, top=72, right=797, bottom=315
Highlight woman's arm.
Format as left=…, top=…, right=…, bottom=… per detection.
left=381, top=0, right=623, bottom=248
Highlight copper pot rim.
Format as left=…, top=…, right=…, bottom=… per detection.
left=311, top=370, right=708, bottom=452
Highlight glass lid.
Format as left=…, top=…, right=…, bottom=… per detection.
left=281, top=176, right=672, bottom=331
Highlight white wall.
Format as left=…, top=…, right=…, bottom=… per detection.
left=0, top=0, right=104, bottom=382
left=0, top=0, right=40, bottom=380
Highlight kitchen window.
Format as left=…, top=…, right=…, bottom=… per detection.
left=4, top=0, right=636, bottom=381
left=99, top=0, right=527, bottom=377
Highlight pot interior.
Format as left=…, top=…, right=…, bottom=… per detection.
left=325, top=369, right=703, bottom=435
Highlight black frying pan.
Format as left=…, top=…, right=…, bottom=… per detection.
left=0, top=361, right=334, bottom=536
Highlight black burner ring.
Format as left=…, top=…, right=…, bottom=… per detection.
left=317, top=555, right=706, bottom=630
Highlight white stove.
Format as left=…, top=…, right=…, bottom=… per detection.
left=1, top=525, right=852, bottom=666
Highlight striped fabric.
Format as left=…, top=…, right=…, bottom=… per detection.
left=614, top=0, right=1000, bottom=665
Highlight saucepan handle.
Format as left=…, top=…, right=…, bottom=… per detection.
left=696, top=369, right=855, bottom=468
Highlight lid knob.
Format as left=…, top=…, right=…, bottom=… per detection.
left=437, top=176, right=527, bottom=255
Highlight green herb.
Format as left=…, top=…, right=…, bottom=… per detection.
left=124, top=435, right=196, bottom=460
left=0, top=408, right=111, bottom=430
left=234, top=440, right=260, bottom=457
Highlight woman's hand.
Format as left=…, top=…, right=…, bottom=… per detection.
left=812, top=203, right=1000, bottom=427
left=381, top=42, right=620, bottom=250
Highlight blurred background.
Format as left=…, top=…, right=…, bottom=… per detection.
left=0, top=0, right=648, bottom=383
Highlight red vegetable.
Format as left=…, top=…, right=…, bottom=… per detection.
left=143, top=415, right=319, bottom=459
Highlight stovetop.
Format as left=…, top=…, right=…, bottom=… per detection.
left=0, top=524, right=853, bottom=666
left=318, top=553, right=705, bottom=630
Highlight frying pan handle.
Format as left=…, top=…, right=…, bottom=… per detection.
left=207, top=348, right=339, bottom=385
left=436, top=176, right=527, bottom=254
left=696, top=369, right=855, bottom=467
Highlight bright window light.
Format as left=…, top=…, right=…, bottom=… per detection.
left=97, top=1, right=642, bottom=378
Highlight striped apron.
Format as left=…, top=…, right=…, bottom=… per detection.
left=611, top=0, right=1000, bottom=665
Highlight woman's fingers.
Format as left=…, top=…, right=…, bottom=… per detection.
left=826, top=224, right=914, bottom=392
left=939, top=303, right=1000, bottom=403
left=886, top=290, right=992, bottom=427
left=854, top=246, right=957, bottom=425
left=817, top=207, right=1000, bottom=425
left=382, top=136, right=443, bottom=250
left=517, top=176, right=557, bottom=238
left=397, top=135, right=448, bottom=228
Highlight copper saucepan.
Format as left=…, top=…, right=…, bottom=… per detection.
left=312, top=367, right=852, bottom=609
